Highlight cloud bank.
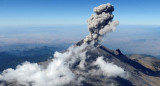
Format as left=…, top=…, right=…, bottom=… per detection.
left=93, top=57, right=127, bottom=78
left=0, top=44, right=88, bottom=86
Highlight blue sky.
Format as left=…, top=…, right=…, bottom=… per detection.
left=0, top=0, right=160, bottom=27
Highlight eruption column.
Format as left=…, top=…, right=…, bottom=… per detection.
left=84, top=3, right=119, bottom=45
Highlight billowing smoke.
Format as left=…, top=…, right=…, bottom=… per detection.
left=84, top=3, right=119, bottom=44
left=0, top=3, right=126, bottom=86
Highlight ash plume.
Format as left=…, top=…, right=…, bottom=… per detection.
left=84, top=3, right=119, bottom=45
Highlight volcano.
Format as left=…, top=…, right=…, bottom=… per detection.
left=1, top=3, right=160, bottom=86
left=2, top=42, right=160, bottom=86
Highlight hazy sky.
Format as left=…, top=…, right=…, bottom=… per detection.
left=0, top=0, right=160, bottom=26
left=0, top=0, right=160, bottom=57
left=0, top=25, right=160, bottom=57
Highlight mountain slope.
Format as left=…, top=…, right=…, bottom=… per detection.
left=69, top=43, right=160, bottom=86
left=40, top=44, right=160, bottom=86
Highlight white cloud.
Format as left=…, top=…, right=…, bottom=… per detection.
left=0, top=43, right=88, bottom=86
left=91, top=56, right=128, bottom=78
